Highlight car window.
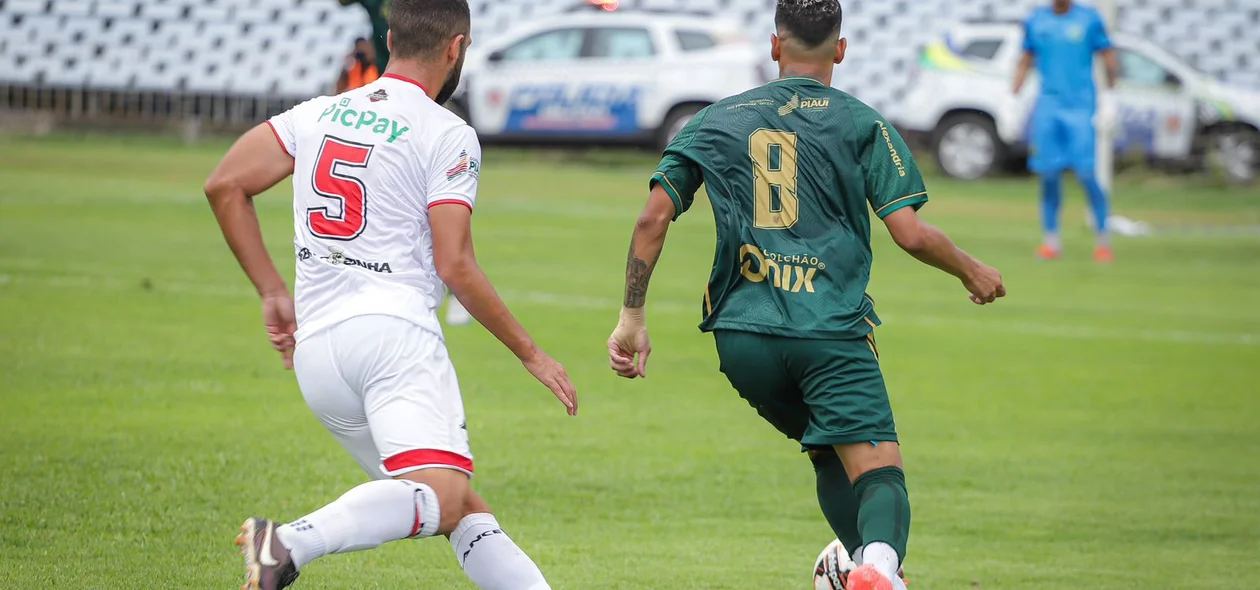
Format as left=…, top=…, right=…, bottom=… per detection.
left=960, top=38, right=1003, bottom=61
left=501, top=29, right=585, bottom=62
left=1119, top=48, right=1173, bottom=86
left=588, top=27, right=655, bottom=59
left=676, top=30, right=716, bottom=52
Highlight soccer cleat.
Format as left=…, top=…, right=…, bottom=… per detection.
left=235, top=517, right=300, bottom=590
left=1093, top=245, right=1114, bottom=264
left=845, top=564, right=895, bottom=590
left=1035, top=243, right=1061, bottom=260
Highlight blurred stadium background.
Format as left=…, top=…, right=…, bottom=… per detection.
left=1, top=1, right=1257, bottom=588
left=2, top=0, right=1258, bottom=129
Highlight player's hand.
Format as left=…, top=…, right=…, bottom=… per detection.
left=963, top=262, right=1006, bottom=305
left=1095, top=90, right=1118, bottom=135
left=261, top=291, right=297, bottom=369
left=608, top=308, right=650, bottom=379
left=522, top=350, right=578, bottom=416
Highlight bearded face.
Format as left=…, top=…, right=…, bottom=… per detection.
left=435, top=38, right=468, bottom=105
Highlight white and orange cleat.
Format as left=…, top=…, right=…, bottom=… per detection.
left=845, top=564, right=895, bottom=590
left=1035, top=243, right=1062, bottom=261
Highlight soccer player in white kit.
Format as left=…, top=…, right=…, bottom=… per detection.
left=203, top=2, right=576, bottom=589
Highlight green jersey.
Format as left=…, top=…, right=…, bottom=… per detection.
left=652, top=76, right=928, bottom=339
left=340, top=0, right=391, bottom=72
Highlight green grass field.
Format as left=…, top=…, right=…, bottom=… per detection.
left=1, top=134, right=1258, bottom=589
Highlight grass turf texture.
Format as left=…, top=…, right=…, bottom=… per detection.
left=0, top=134, right=1257, bottom=589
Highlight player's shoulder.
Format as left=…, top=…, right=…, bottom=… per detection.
left=1025, top=5, right=1053, bottom=24
left=834, top=91, right=887, bottom=129
left=421, top=100, right=472, bottom=132
left=1073, top=3, right=1103, bottom=18
left=280, top=94, right=337, bottom=118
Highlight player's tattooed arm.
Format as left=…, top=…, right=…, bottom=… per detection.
left=609, top=184, right=675, bottom=379
left=621, top=184, right=676, bottom=310
left=623, top=237, right=660, bottom=308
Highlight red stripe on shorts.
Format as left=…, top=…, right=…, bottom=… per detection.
left=384, top=449, right=474, bottom=474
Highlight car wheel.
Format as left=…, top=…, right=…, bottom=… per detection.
left=933, top=114, right=1003, bottom=180
left=658, top=105, right=705, bottom=152
left=1213, top=127, right=1258, bottom=184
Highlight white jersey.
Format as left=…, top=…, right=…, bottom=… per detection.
left=267, top=74, right=481, bottom=342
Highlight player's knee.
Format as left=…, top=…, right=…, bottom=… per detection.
left=438, top=494, right=470, bottom=532
left=433, top=480, right=473, bottom=532
left=395, top=467, right=472, bottom=533
left=461, top=490, right=493, bottom=519
left=833, top=441, right=903, bottom=482
left=808, top=447, right=840, bottom=469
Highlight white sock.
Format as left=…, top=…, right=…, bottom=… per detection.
left=893, top=576, right=909, bottom=590
left=851, top=544, right=863, bottom=566
left=862, top=542, right=900, bottom=584
left=450, top=513, right=550, bottom=590
left=276, top=480, right=440, bottom=569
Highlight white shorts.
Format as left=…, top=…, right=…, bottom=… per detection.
left=293, top=314, right=473, bottom=479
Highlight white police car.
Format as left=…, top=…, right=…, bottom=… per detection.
left=449, top=8, right=767, bottom=150
left=895, top=22, right=1260, bottom=183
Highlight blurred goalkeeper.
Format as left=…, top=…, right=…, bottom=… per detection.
left=1013, top=0, right=1120, bottom=262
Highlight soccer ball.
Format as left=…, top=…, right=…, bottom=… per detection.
left=813, top=539, right=855, bottom=590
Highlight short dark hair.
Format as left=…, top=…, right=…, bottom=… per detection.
left=388, top=0, right=471, bottom=60
left=775, top=0, right=843, bottom=49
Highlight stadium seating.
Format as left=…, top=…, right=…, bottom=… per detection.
left=0, top=0, right=1257, bottom=113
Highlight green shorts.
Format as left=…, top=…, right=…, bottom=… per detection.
left=714, top=330, right=897, bottom=449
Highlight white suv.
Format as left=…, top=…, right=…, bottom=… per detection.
left=450, top=7, right=767, bottom=150
left=896, top=21, right=1260, bottom=183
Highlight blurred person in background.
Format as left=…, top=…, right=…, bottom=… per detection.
left=1013, top=0, right=1120, bottom=263
left=335, top=37, right=380, bottom=93
left=338, top=0, right=391, bottom=73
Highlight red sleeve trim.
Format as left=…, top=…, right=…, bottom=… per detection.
left=265, top=121, right=293, bottom=158
left=428, top=199, right=473, bottom=212
left=383, top=449, right=474, bottom=474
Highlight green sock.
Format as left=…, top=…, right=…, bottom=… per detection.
left=852, top=466, right=911, bottom=562
left=810, top=450, right=863, bottom=556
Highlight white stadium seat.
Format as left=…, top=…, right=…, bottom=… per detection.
left=52, top=1, right=93, bottom=17
left=138, top=2, right=185, bottom=21
left=5, top=0, right=50, bottom=15
left=95, top=1, right=139, bottom=18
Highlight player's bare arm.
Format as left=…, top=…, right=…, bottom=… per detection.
left=881, top=207, right=1006, bottom=305
left=1101, top=48, right=1120, bottom=88
left=429, top=204, right=578, bottom=415
left=608, top=184, right=675, bottom=379
left=204, top=123, right=298, bottom=368
left=1013, top=51, right=1035, bottom=94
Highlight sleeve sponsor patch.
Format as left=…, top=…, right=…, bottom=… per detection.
left=445, top=150, right=480, bottom=181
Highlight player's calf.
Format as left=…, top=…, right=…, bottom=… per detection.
left=397, top=466, right=475, bottom=534
left=834, top=441, right=910, bottom=588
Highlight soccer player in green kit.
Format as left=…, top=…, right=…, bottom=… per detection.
left=606, top=1, right=1005, bottom=588
left=337, top=0, right=391, bottom=73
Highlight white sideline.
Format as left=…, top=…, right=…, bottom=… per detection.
left=0, top=270, right=1255, bottom=347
